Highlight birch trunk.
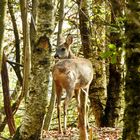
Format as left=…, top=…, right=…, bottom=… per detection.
left=44, top=0, right=63, bottom=131
left=13, top=0, right=54, bottom=139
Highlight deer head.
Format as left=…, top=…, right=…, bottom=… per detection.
left=54, top=34, right=75, bottom=59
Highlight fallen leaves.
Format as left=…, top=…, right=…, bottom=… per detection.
left=92, top=127, right=122, bottom=140
left=42, top=127, right=122, bottom=140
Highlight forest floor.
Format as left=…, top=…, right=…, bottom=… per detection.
left=42, top=127, right=122, bottom=140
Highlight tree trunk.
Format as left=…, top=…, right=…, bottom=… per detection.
left=122, top=0, right=140, bottom=139
left=77, top=0, right=106, bottom=128
left=102, top=0, right=124, bottom=127
left=12, top=0, right=54, bottom=139
left=20, top=0, right=31, bottom=100
left=90, top=0, right=107, bottom=127
left=0, top=0, right=7, bottom=71
left=102, top=64, right=121, bottom=126
left=8, top=0, right=22, bottom=85
left=77, top=0, right=92, bottom=59
left=57, top=0, right=64, bottom=45
left=43, top=83, right=56, bottom=131
left=44, top=0, right=64, bottom=131
left=77, top=0, right=93, bottom=139
left=1, top=52, right=16, bottom=135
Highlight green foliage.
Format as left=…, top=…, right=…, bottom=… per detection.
left=108, top=43, right=116, bottom=51
left=100, top=44, right=117, bottom=64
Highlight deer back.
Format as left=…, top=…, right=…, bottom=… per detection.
left=52, top=58, right=93, bottom=90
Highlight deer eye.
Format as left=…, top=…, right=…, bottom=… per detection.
left=61, top=48, right=66, bottom=51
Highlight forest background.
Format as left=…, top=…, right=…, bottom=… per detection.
left=0, top=0, right=140, bottom=140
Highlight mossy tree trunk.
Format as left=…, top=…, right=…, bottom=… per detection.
left=122, top=0, right=140, bottom=139
left=12, top=0, right=54, bottom=140
left=90, top=0, right=107, bottom=127
left=43, top=0, right=64, bottom=131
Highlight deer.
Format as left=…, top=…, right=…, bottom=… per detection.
left=52, top=34, right=93, bottom=140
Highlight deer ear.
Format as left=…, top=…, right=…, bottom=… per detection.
left=66, top=34, right=73, bottom=45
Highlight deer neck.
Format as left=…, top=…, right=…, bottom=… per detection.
left=68, top=50, right=76, bottom=59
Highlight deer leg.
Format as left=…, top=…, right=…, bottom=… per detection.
left=86, top=100, right=89, bottom=130
left=75, top=89, right=81, bottom=128
left=84, top=87, right=90, bottom=130
left=63, top=88, right=74, bottom=134
left=81, top=87, right=90, bottom=129
left=79, top=88, right=89, bottom=140
left=55, top=84, right=63, bottom=133
left=84, top=87, right=90, bottom=131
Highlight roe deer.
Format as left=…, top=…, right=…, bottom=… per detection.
left=52, top=35, right=93, bottom=140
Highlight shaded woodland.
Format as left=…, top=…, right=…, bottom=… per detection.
left=0, top=0, right=140, bottom=140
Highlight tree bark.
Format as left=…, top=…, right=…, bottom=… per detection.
left=102, top=0, right=124, bottom=127
left=43, top=83, right=56, bottom=131
left=0, top=0, right=7, bottom=71
left=122, top=0, right=140, bottom=139
left=1, top=52, right=16, bottom=135
left=8, top=0, right=22, bottom=85
left=57, top=0, right=64, bottom=45
left=77, top=0, right=93, bottom=139
left=20, top=0, right=31, bottom=99
left=102, top=64, right=121, bottom=126
left=90, top=0, right=107, bottom=127
left=43, top=0, right=64, bottom=131
left=78, top=0, right=102, bottom=128
left=77, top=0, right=92, bottom=59
left=12, top=0, right=54, bottom=139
